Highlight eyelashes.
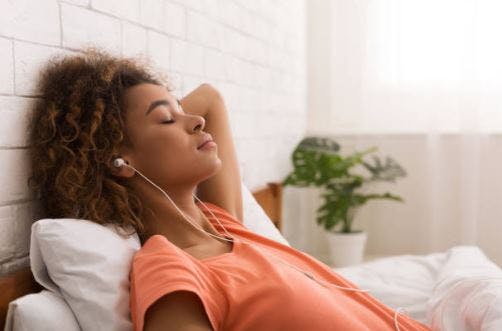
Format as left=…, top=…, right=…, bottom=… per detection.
left=161, top=119, right=175, bottom=124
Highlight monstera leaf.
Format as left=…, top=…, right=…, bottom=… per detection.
left=283, top=137, right=340, bottom=187
left=363, top=156, right=407, bottom=182
left=283, top=137, right=374, bottom=187
left=297, top=136, right=341, bottom=154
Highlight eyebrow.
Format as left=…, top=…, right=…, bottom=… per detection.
left=145, top=98, right=182, bottom=116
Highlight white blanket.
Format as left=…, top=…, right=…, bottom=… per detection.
left=333, top=245, right=502, bottom=331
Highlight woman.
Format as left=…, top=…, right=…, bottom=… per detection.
left=28, top=49, right=431, bottom=331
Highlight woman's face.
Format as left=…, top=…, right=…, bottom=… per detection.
left=119, top=83, right=221, bottom=188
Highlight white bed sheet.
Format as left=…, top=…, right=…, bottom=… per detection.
left=334, top=245, right=502, bottom=331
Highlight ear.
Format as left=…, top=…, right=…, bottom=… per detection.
left=109, top=150, right=136, bottom=179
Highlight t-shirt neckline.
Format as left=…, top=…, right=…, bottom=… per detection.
left=193, top=201, right=239, bottom=263
left=145, top=201, right=240, bottom=263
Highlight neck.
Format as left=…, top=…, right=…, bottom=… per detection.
left=133, top=179, right=217, bottom=248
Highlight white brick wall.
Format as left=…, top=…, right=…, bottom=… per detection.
left=146, top=30, right=171, bottom=73
left=0, top=0, right=60, bottom=46
left=121, top=21, right=147, bottom=57
left=91, top=0, right=141, bottom=23
left=0, top=0, right=307, bottom=276
left=140, top=0, right=186, bottom=38
left=14, top=42, right=73, bottom=96
left=61, top=3, right=122, bottom=53
left=0, top=96, right=34, bottom=147
left=0, top=38, right=14, bottom=94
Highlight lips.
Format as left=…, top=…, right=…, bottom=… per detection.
left=197, top=134, right=214, bottom=149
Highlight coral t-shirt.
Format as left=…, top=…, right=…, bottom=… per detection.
left=129, top=201, right=431, bottom=331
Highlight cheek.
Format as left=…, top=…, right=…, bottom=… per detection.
left=140, top=132, right=192, bottom=164
left=135, top=139, right=177, bottom=177
left=140, top=137, right=170, bottom=160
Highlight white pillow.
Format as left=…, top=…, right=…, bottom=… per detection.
left=240, top=181, right=291, bottom=247
left=29, top=181, right=290, bottom=331
left=30, top=219, right=140, bottom=331
left=4, top=290, right=80, bottom=331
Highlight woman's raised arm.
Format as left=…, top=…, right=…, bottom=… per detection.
left=180, top=84, right=243, bottom=223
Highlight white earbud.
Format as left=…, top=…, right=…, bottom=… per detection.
left=113, top=158, right=126, bottom=168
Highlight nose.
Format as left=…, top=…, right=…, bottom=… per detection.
left=190, top=115, right=205, bottom=133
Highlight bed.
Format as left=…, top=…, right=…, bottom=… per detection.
left=0, top=181, right=283, bottom=330
left=1, top=181, right=501, bottom=331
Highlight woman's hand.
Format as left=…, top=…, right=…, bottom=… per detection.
left=179, top=83, right=222, bottom=119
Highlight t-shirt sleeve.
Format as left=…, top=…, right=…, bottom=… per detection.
left=129, top=238, right=223, bottom=331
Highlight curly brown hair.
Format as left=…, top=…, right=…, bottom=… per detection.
left=27, top=48, right=172, bottom=238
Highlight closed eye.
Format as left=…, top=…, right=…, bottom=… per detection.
left=161, top=119, right=175, bottom=124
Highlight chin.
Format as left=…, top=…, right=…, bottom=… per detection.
left=197, top=159, right=222, bottom=182
left=209, top=158, right=223, bottom=175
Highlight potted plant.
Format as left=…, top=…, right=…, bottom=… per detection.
left=281, top=137, right=407, bottom=267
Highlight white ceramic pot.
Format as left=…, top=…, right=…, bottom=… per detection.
left=326, top=230, right=367, bottom=267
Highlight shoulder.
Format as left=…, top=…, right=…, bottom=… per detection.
left=133, top=235, right=168, bottom=259
left=131, top=235, right=195, bottom=276
left=197, top=200, right=228, bottom=214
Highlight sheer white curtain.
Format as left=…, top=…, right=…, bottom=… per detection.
left=287, top=0, right=502, bottom=266
left=324, top=0, right=502, bottom=133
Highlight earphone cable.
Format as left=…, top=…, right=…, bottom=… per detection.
left=123, top=161, right=233, bottom=242
left=116, top=159, right=406, bottom=330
